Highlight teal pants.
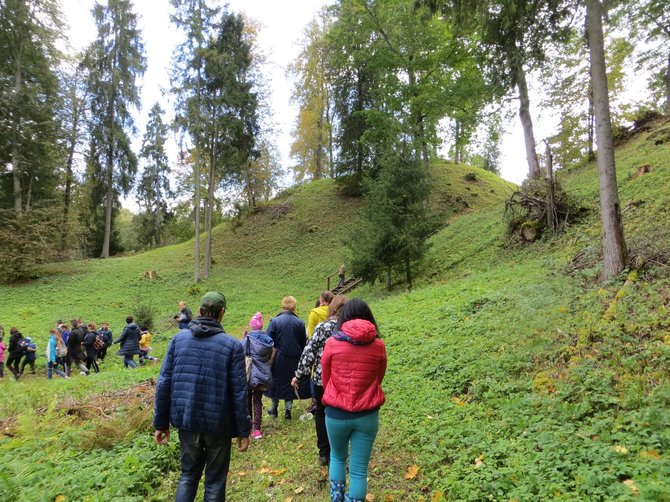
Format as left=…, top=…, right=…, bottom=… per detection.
left=326, top=410, right=379, bottom=500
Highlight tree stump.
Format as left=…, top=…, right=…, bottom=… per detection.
left=636, top=164, right=651, bottom=176
left=143, top=270, right=160, bottom=280
left=520, top=221, right=540, bottom=242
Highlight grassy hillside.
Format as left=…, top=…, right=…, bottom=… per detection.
left=0, top=121, right=668, bottom=501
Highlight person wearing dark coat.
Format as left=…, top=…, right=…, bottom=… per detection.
left=154, top=291, right=251, bottom=502
left=265, top=296, right=306, bottom=420
left=6, top=327, right=24, bottom=379
left=82, top=323, right=100, bottom=373
left=113, top=316, right=141, bottom=369
left=67, top=320, right=89, bottom=376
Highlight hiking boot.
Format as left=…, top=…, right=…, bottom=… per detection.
left=319, top=455, right=329, bottom=466
left=267, top=408, right=278, bottom=418
left=252, top=429, right=263, bottom=439
left=284, top=409, right=292, bottom=420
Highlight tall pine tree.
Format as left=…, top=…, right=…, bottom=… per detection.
left=0, top=0, right=63, bottom=212
left=138, top=102, right=172, bottom=248
left=84, top=0, right=146, bottom=258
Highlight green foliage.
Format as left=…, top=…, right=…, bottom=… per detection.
left=83, top=0, right=146, bottom=258
left=0, top=123, right=668, bottom=500
left=349, top=148, right=437, bottom=290
left=0, top=0, right=64, bottom=212
left=0, top=207, right=61, bottom=282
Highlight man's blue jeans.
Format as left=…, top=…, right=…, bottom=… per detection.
left=176, top=429, right=232, bottom=502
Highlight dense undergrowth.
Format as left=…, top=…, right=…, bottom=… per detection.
left=1, top=121, right=669, bottom=500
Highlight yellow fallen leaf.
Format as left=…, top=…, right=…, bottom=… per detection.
left=640, top=450, right=661, bottom=460
left=474, top=456, right=484, bottom=469
left=623, top=479, right=639, bottom=496
left=451, top=396, right=466, bottom=406
left=405, top=464, right=420, bottom=479
left=294, top=486, right=304, bottom=494
left=235, top=471, right=247, bottom=477
left=384, top=495, right=396, bottom=501
left=272, top=469, right=287, bottom=476
left=257, top=467, right=272, bottom=474
left=614, top=445, right=628, bottom=454
left=297, top=443, right=304, bottom=450
left=431, top=491, right=445, bottom=502
left=284, top=498, right=293, bottom=502
left=54, top=496, right=66, bottom=502
left=426, top=415, right=434, bottom=420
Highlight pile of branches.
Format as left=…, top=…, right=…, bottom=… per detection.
left=504, top=177, right=583, bottom=242
left=46, top=380, right=156, bottom=422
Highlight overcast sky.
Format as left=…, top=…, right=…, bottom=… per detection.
left=61, top=0, right=533, bottom=205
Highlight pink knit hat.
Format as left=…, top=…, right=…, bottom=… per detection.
left=249, top=312, right=263, bottom=330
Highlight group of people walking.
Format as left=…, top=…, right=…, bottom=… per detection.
left=0, top=316, right=157, bottom=380
left=154, top=290, right=387, bottom=502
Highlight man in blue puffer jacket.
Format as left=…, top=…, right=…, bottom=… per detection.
left=153, top=291, right=251, bottom=502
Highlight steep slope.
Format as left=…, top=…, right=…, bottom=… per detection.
left=0, top=121, right=668, bottom=501
left=0, top=162, right=511, bottom=336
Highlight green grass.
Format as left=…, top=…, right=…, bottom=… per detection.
left=1, top=120, right=669, bottom=500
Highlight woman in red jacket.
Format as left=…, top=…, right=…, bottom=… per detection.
left=321, top=298, right=387, bottom=502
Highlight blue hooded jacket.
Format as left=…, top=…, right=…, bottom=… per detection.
left=153, top=317, right=251, bottom=438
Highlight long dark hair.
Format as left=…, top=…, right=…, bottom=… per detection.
left=337, top=298, right=378, bottom=332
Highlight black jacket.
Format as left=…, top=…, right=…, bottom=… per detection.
left=68, top=327, right=86, bottom=360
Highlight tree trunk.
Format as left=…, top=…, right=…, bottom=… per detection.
left=326, top=96, right=334, bottom=177
left=204, top=128, right=217, bottom=279
left=407, top=64, right=429, bottom=169
left=516, top=65, right=541, bottom=178
left=101, top=142, right=114, bottom=259
left=193, top=62, right=203, bottom=283
left=544, top=139, right=557, bottom=233
left=315, top=109, right=323, bottom=179
left=587, top=0, right=627, bottom=278
left=665, top=51, right=670, bottom=116
left=62, top=99, right=80, bottom=250
left=454, top=120, right=461, bottom=163
left=194, top=159, right=201, bottom=282
left=587, top=84, right=596, bottom=161
left=12, top=54, right=22, bottom=213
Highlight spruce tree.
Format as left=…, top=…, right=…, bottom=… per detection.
left=84, top=0, right=146, bottom=258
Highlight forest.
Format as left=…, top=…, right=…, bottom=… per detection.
left=0, top=0, right=668, bottom=286
left=0, top=1, right=669, bottom=501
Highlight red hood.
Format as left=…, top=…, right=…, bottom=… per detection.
left=341, top=319, right=378, bottom=343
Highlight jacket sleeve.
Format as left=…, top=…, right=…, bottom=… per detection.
left=307, top=311, right=317, bottom=338
left=378, top=340, right=387, bottom=383
left=321, top=339, right=333, bottom=389
left=113, top=326, right=126, bottom=345
left=47, top=338, right=55, bottom=363
left=153, top=338, right=175, bottom=430
left=229, top=341, right=252, bottom=438
left=295, top=337, right=316, bottom=380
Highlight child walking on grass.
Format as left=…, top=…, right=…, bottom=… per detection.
left=243, top=312, right=276, bottom=439
left=46, top=329, right=68, bottom=379
left=139, top=328, right=159, bottom=365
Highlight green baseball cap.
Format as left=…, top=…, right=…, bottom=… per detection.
left=201, top=291, right=226, bottom=311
